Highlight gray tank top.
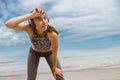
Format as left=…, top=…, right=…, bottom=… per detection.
left=30, top=32, right=51, bottom=51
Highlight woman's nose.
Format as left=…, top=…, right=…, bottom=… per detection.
left=42, top=19, right=46, bottom=24
left=42, top=21, right=45, bottom=25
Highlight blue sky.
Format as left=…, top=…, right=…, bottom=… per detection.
left=0, top=0, right=120, bottom=61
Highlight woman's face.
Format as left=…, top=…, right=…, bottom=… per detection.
left=33, top=13, right=48, bottom=33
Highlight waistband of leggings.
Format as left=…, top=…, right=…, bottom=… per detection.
left=30, top=46, right=52, bottom=54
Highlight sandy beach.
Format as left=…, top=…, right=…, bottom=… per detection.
left=0, top=67, right=120, bottom=80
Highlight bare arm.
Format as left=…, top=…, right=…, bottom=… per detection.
left=5, top=13, right=32, bottom=31
left=48, top=32, right=63, bottom=78
left=48, top=32, right=58, bottom=71
left=5, top=8, right=43, bottom=31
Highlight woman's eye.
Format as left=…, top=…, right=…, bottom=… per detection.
left=44, top=17, right=47, bottom=20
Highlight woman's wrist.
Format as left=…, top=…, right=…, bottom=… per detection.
left=27, top=13, right=35, bottom=19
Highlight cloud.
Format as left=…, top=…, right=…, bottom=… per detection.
left=49, top=0, right=120, bottom=41
left=0, top=27, right=28, bottom=47
left=0, top=0, right=120, bottom=47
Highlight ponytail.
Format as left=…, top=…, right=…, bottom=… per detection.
left=47, top=25, right=59, bottom=35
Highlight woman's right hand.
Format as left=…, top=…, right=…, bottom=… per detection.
left=5, top=7, right=45, bottom=30
left=30, top=8, right=44, bottom=19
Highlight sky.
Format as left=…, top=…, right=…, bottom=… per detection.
left=0, top=0, right=120, bottom=61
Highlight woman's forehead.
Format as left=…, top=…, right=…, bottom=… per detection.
left=34, top=17, right=41, bottom=19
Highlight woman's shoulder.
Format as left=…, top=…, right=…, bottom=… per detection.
left=47, top=31, right=58, bottom=40
left=25, top=24, right=33, bottom=32
left=47, top=25, right=59, bottom=35
left=25, top=24, right=34, bottom=37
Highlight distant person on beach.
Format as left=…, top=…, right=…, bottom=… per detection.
left=5, top=7, right=64, bottom=80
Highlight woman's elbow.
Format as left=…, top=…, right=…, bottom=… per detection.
left=5, top=21, right=13, bottom=28
left=5, top=21, right=10, bottom=27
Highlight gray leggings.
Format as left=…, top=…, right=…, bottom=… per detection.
left=27, top=47, right=65, bottom=80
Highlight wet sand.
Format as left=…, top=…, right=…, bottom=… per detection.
left=0, top=68, right=120, bottom=80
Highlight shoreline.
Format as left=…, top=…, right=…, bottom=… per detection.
left=0, top=67, right=120, bottom=80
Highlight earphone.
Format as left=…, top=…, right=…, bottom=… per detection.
left=28, top=19, right=35, bottom=29
left=28, top=17, right=49, bottom=29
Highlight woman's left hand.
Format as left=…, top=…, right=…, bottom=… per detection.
left=53, top=67, right=64, bottom=78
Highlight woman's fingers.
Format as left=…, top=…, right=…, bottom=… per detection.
left=35, top=8, right=39, bottom=13
left=38, top=9, right=44, bottom=15
left=35, top=8, right=45, bottom=16
left=55, top=68, right=64, bottom=78
left=58, top=71, right=64, bottom=78
left=35, top=8, right=43, bottom=14
left=30, top=7, right=45, bottom=19
left=56, top=73, right=64, bottom=78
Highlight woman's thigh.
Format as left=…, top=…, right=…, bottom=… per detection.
left=27, top=49, right=40, bottom=80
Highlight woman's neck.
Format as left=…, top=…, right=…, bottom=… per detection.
left=36, top=30, right=46, bottom=37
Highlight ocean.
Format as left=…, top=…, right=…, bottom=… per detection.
left=0, top=46, right=120, bottom=77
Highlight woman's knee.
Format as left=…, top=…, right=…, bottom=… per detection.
left=56, top=75, right=65, bottom=80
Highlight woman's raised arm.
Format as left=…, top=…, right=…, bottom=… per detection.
left=5, top=7, right=43, bottom=31
left=5, top=13, right=32, bottom=31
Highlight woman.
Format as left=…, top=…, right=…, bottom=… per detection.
left=5, top=7, right=64, bottom=80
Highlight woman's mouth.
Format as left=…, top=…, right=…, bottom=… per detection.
left=42, top=25, right=47, bottom=28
